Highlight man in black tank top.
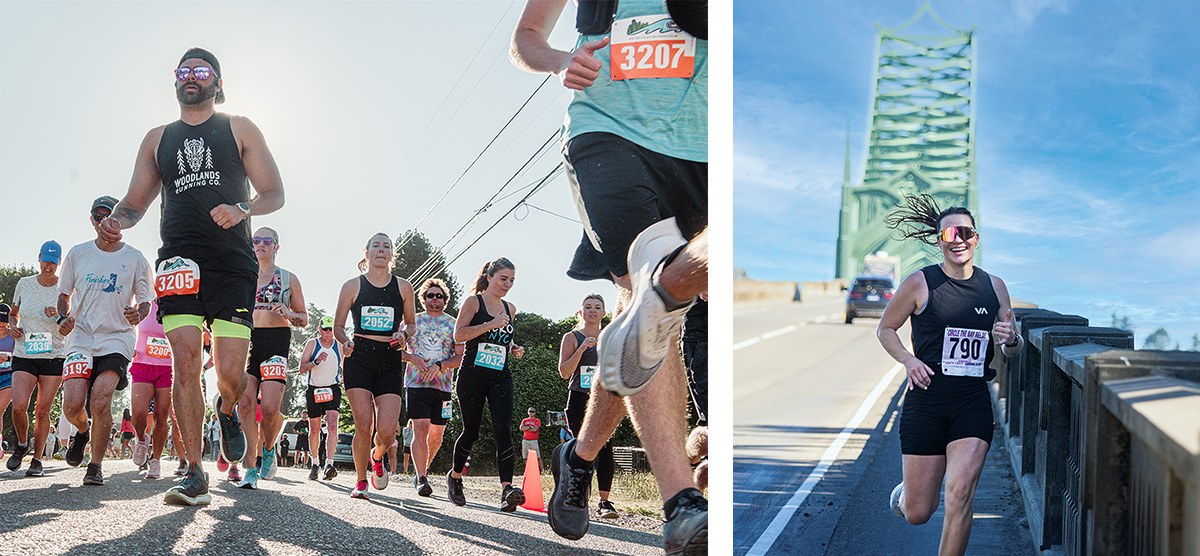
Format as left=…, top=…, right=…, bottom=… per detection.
left=99, top=47, right=285, bottom=507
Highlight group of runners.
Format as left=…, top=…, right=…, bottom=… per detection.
left=2, top=1, right=708, bottom=553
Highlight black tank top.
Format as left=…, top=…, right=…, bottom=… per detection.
left=462, top=295, right=514, bottom=375
left=351, top=275, right=403, bottom=336
left=155, top=112, right=254, bottom=273
left=911, top=264, right=1000, bottom=382
left=568, top=330, right=598, bottom=393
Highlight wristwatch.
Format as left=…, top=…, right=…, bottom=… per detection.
left=1004, top=333, right=1021, bottom=348
left=236, top=202, right=251, bottom=217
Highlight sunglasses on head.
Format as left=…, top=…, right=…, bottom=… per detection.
left=252, top=237, right=276, bottom=246
left=425, top=293, right=446, bottom=300
left=938, top=225, right=977, bottom=243
left=174, top=66, right=214, bottom=81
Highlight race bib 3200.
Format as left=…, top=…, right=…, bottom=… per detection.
left=941, top=327, right=988, bottom=377
left=155, top=257, right=200, bottom=297
left=610, top=14, right=696, bottom=81
left=260, top=355, right=288, bottom=381
left=146, top=337, right=172, bottom=359
left=474, top=343, right=507, bottom=371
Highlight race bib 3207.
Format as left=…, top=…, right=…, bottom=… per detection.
left=610, top=15, right=696, bottom=81
left=941, top=327, right=988, bottom=378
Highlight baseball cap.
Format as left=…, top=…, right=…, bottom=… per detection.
left=179, top=47, right=225, bottom=104
left=40, top=240, right=62, bottom=264
left=320, top=316, right=334, bottom=329
left=0, top=303, right=10, bottom=323
left=527, top=407, right=536, bottom=413
left=91, top=195, right=119, bottom=213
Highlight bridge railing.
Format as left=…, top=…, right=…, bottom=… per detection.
left=993, top=309, right=1200, bottom=556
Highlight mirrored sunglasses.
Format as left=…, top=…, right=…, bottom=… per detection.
left=252, top=237, right=276, bottom=246
left=174, top=66, right=214, bottom=81
left=938, top=225, right=977, bottom=243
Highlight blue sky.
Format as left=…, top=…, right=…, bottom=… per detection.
left=734, top=0, right=1200, bottom=346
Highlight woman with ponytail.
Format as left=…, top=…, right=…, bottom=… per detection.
left=878, top=194, right=1022, bottom=556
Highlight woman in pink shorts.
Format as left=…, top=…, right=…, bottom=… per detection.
left=129, top=298, right=174, bottom=479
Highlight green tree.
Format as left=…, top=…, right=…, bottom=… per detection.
left=1110, top=312, right=1135, bottom=333
left=392, top=229, right=464, bottom=314
left=1143, top=327, right=1172, bottom=350
left=0, top=265, right=38, bottom=304
left=1192, top=333, right=1200, bottom=352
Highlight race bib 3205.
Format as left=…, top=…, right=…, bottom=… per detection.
left=155, top=257, right=200, bottom=297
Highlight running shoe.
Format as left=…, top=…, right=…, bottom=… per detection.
left=214, top=396, right=246, bottom=464
left=597, top=218, right=693, bottom=396
left=228, top=466, right=241, bottom=483
left=323, top=462, right=338, bottom=481
left=416, top=475, right=433, bottom=497
left=500, top=484, right=526, bottom=512
left=132, top=433, right=150, bottom=467
left=146, top=459, right=162, bottom=480
left=65, top=431, right=89, bottom=467
left=217, top=454, right=229, bottom=472
left=598, top=500, right=619, bottom=519
left=890, top=482, right=905, bottom=518
left=83, top=463, right=105, bottom=486
left=238, top=467, right=260, bottom=489
left=164, top=464, right=211, bottom=506
left=548, top=440, right=595, bottom=540
left=260, top=447, right=277, bottom=480
left=25, top=458, right=44, bottom=477
left=371, top=458, right=388, bottom=490
left=175, top=459, right=188, bottom=476
left=662, top=488, right=707, bottom=556
left=6, top=442, right=28, bottom=471
left=351, top=480, right=369, bottom=499
left=309, top=464, right=319, bottom=481
left=446, top=471, right=466, bottom=506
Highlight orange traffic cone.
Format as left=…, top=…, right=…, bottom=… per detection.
left=520, top=448, right=545, bottom=512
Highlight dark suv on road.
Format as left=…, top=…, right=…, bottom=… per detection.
left=845, top=276, right=894, bottom=324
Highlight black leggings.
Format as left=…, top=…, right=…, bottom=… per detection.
left=453, top=371, right=515, bottom=483
left=566, top=389, right=615, bottom=492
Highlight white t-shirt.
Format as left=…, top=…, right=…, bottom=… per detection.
left=58, top=241, right=153, bottom=360
left=12, top=275, right=67, bottom=358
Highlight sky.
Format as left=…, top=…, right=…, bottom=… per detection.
left=0, top=1, right=617, bottom=324
left=734, top=0, right=1200, bottom=346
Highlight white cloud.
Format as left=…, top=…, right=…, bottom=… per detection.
left=1011, top=0, right=1072, bottom=26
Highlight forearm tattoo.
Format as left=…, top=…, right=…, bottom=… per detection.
left=113, top=204, right=143, bottom=227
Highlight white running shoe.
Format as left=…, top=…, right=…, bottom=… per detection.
left=890, top=482, right=905, bottom=518
left=146, top=459, right=161, bottom=480
left=597, top=218, right=693, bottom=396
left=132, top=434, right=150, bottom=467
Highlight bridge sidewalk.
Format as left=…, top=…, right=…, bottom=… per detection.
left=818, top=387, right=1037, bottom=556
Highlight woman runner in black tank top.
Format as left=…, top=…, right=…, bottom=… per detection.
left=332, top=233, right=416, bottom=500
left=877, top=195, right=1023, bottom=556
left=447, top=257, right=527, bottom=512
left=557, top=294, right=618, bottom=518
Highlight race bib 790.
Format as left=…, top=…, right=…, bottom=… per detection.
left=610, top=15, right=696, bottom=81
left=155, top=257, right=200, bottom=297
left=941, top=327, right=988, bottom=377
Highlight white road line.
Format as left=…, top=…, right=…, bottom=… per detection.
left=760, top=324, right=797, bottom=340
left=813, top=316, right=827, bottom=324
left=744, top=362, right=905, bottom=556
left=733, top=337, right=762, bottom=350
left=829, top=312, right=842, bottom=320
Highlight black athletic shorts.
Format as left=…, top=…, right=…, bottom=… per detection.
left=405, top=387, right=452, bottom=425
left=682, top=337, right=707, bottom=425
left=343, top=338, right=404, bottom=397
left=247, top=327, right=291, bottom=384
left=564, top=132, right=708, bottom=282
left=899, top=375, right=993, bottom=456
left=11, top=356, right=65, bottom=378
left=156, top=266, right=255, bottom=328
left=295, top=433, right=309, bottom=452
left=306, top=384, right=343, bottom=417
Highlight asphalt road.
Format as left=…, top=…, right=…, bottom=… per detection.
left=0, top=459, right=663, bottom=556
left=734, top=299, right=1035, bottom=556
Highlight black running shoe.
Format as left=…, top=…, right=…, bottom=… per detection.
left=309, top=464, right=319, bottom=481
left=6, top=443, right=28, bottom=471
left=662, top=488, right=707, bottom=556
left=174, top=459, right=187, bottom=476
left=65, top=431, right=89, bottom=467
left=323, top=462, right=338, bottom=481
left=164, top=463, right=211, bottom=506
left=25, top=458, right=44, bottom=477
left=416, top=475, right=433, bottom=497
left=548, top=440, right=594, bottom=541
left=83, top=463, right=105, bottom=486
left=598, top=500, right=619, bottom=519
left=446, top=471, right=466, bottom=506
left=500, top=484, right=526, bottom=512
left=214, top=396, right=246, bottom=464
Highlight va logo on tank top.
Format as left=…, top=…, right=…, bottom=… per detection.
left=173, top=137, right=222, bottom=195
left=975, top=308, right=988, bottom=315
